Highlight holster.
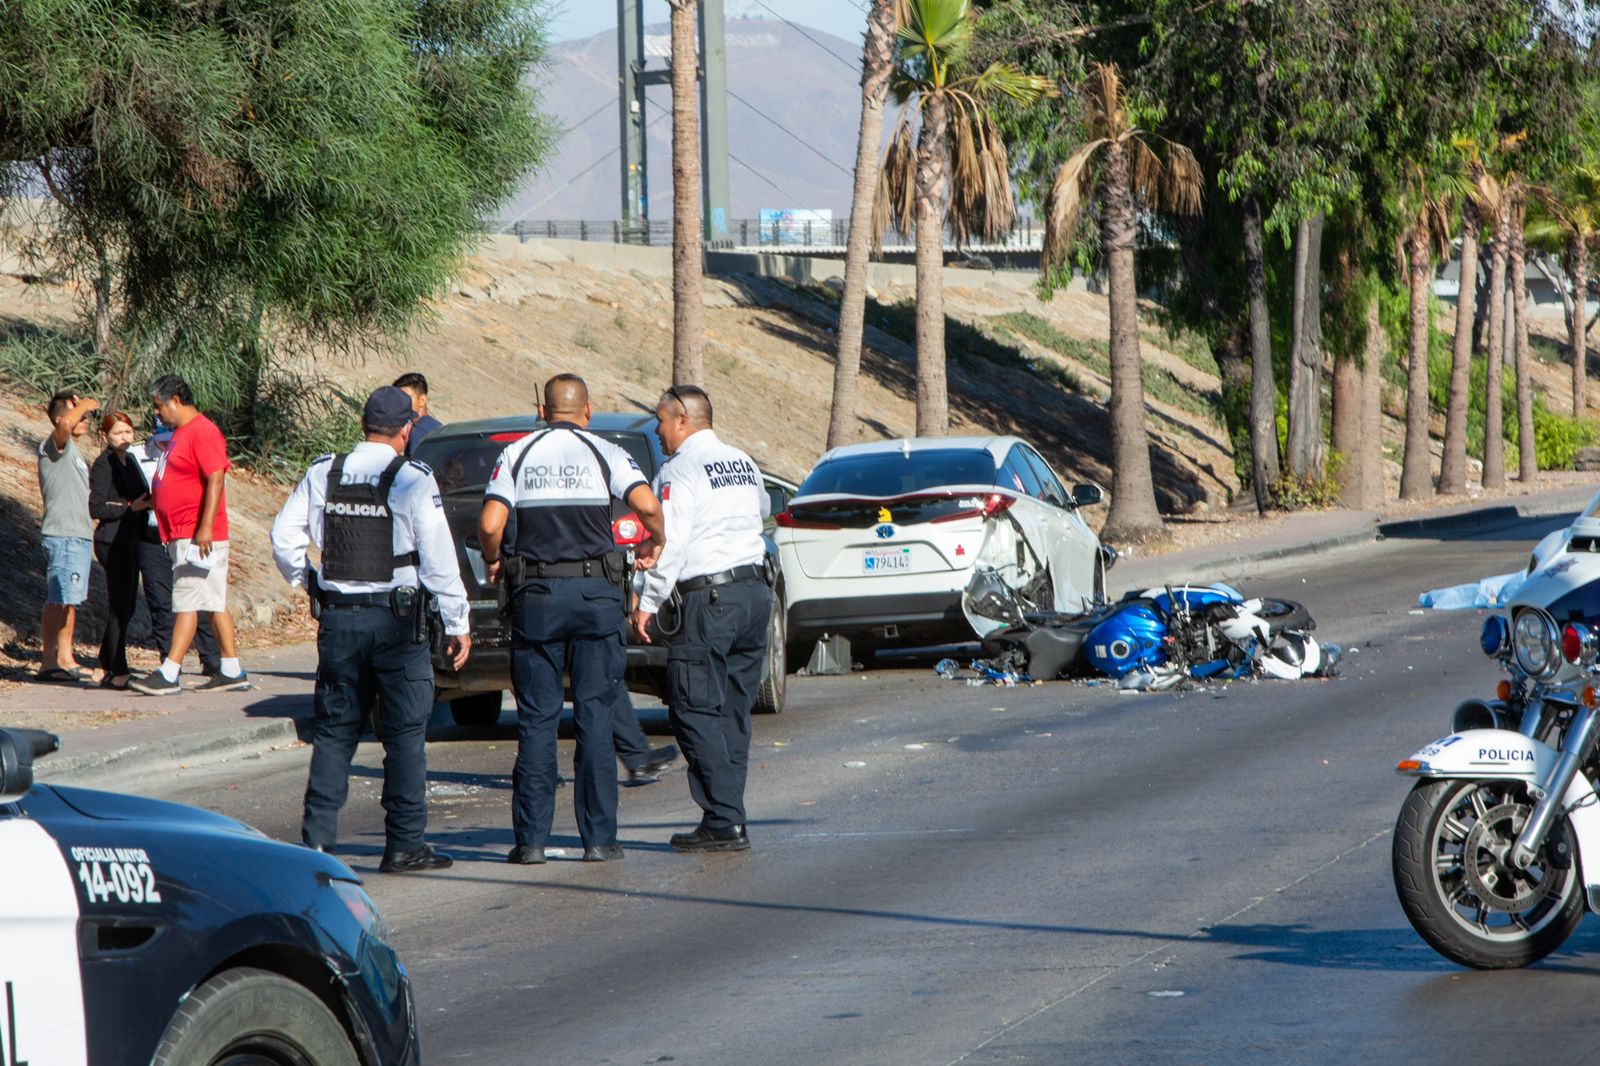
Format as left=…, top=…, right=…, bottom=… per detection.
left=497, top=556, right=527, bottom=616
left=306, top=570, right=323, bottom=621
left=761, top=554, right=778, bottom=588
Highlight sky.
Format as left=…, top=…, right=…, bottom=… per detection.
left=544, top=0, right=868, bottom=44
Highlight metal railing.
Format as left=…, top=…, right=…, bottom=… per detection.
left=493, top=217, right=1043, bottom=252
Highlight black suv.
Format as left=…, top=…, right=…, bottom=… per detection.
left=414, top=413, right=794, bottom=725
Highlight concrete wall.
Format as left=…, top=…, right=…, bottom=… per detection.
left=475, top=235, right=1089, bottom=294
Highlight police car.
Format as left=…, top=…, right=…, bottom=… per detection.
left=0, top=728, right=418, bottom=1066
left=414, top=412, right=795, bottom=724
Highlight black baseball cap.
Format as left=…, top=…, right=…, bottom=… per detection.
left=364, top=386, right=420, bottom=427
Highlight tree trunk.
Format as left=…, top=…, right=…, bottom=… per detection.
left=669, top=0, right=704, bottom=387
left=93, top=253, right=113, bottom=359
left=1286, top=213, right=1324, bottom=479
left=1483, top=198, right=1510, bottom=490
left=1439, top=202, right=1478, bottom=495
left=1359, top=290, right=1386, bottom=509
left=912, top=93, right=950, bottom=436
left=1473, top=248, right=1492, bottom=355
left=1572, top=233, right=1588, bottom=417
left=1331, top=352, right=1361, bottom=502
left=826, top=0, right=896, bottom=450
left=1099, top=137, right=1163, bottom=543
left=1399, top=225, right=1434, bottom=500
left=1241, top=194, right=1279, bottom=513
left=1511, top=202, right=1536, bottom=484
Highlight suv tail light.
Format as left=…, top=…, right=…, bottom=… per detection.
left=613, top=512, right=646, bottom=546
left=930, top=492, right=1015, bottom=523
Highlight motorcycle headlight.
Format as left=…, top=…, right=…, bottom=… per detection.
left=1481, top=615, right=1509, bottom=657
left=1513, top=609, right=1560, bottom=679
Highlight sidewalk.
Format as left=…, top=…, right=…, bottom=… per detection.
left=17, top=482, right=1597, bottom=786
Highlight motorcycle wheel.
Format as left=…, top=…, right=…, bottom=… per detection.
left=1392, top=778, right=1584, bottom=969
left=1254, top=598, right=1311, bottom=634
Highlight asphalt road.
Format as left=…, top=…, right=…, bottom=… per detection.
left=106, top=512, right=1600, bottom=1065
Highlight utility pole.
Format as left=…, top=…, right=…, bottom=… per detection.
left=616, top=0, right=730, bottom=246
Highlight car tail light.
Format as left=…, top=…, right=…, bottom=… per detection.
left=982, top=493, right=1014, bottom=517
left=929, top=492, right=1016, bottom=523
left=489, top=431, right=531, bottom=443
left=613, top=512, right=646, bottom=546
left=774, top=509, right=840, bottom=530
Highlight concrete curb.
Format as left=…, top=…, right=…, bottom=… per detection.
left=37, top=717, right=302, bottom=785
left=1377, top=506, right=1520, bottom=539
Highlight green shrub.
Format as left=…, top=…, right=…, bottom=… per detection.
left=1267, top=452, right=1345, bottom=509
left=0, top=327, right=103, bottom=402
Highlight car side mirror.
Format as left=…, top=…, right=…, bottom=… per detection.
left=1071, top=484, right=1103, bottom=507
left=0, top=729, right=58, bottom=804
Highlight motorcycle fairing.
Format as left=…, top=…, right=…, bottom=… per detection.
left=1400, top=727, right=1600, bottom=909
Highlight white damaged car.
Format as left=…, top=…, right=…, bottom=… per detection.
left=774, top=436, right=1113, bottom=658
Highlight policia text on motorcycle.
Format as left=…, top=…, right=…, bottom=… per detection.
left=634, top=384, right=773, bottom=853
left=270, top=386, right=472, bottom=874
left=478, top=374, right=665, bottom=865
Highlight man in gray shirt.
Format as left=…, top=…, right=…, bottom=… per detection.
left=38, top=389, right=99, bottom=682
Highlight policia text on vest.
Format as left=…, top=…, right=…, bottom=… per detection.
left=270, top=386, right=470, bottom=874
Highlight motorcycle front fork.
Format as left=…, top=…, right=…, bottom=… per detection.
left=1512, top=704, right=1600, bottom=870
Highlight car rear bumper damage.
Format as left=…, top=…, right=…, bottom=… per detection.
left=787, top=590, right=967, bottom=643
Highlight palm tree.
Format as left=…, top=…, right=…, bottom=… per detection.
left=873, top=0, right=1049, bottom=436
left=1041, top=64, right=1202, bottom=542
left=1397, top=171, right=1454, bottom=501
left=668, top=0, right=704, bottom=386
left=1509, top=187, right=1537, bottom=484
left=1439, top=143, right=1495, bottom=495
left=1527, top=165, right=1600, bottom=418
left=1482, top=175, right=1512, bottom=489
left=826, top=0, right=899, bottom=450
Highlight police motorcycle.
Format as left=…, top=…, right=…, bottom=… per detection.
left=1391, top=525, right=1600, bottom=969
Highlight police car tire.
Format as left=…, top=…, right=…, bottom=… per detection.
left=151, top=967, right=359, bottom=1066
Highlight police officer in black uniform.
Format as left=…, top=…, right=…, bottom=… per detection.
left=633, top=385, right=772, bottom=852
left=479, top=374, right=665, bottom=864
left=271, top=386, right=471, bottom=873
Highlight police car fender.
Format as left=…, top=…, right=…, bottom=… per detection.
left=0, top=818, right=88, bottom=1065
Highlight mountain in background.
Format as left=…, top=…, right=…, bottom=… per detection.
left=498, top=17, right=865, bottom=225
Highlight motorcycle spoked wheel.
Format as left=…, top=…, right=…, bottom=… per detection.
left=1392, top=778, right=1584, bottom=969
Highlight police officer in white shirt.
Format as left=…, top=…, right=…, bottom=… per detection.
left=479, top=374, right=665, bottom=865
left=632, top=384, right=772, bottom=852
left=271, top=386, right=472, bottom=874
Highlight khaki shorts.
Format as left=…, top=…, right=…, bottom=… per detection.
left=168, top=539, right=230, bottom=614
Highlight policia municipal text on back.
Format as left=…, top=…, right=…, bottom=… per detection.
left=478, top=374, right=666, bottom=865
left=270, top=386, right=472, bottom=874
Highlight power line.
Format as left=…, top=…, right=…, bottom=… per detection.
left=497, top=107, right=671, bottom=231
left=563, top=98, right=614, bottom=136
left=644, top=95, right=813, bottom=208
left=746, top=0, right=860, bottom=73
left=727, top=88, right=853, bottom=178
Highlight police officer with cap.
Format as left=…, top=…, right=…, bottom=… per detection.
left=479, top=374, right=665, bottom=865
left=632, top=384, right=772, bottom=852
left=271, top=385, right=471, bottom=873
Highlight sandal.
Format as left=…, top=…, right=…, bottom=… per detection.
left=99, top=674, right=131, bottom=690
left=37, top=667, right=89, bottom=684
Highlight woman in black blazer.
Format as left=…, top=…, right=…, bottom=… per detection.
left=89, top=412, right=152, bottom=688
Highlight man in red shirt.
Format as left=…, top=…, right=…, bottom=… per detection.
left=132, top=375, right=250, bottom=695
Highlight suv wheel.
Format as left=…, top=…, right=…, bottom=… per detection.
left=754, top=586, right=787, bottom=714
left=450, top=691, right=504, bottom=728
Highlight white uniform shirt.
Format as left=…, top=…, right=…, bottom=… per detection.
left=270, top=441, right=471, bottom=635
left=639, top=429, right=769, bottom=614
left=133, top=439, right=163, bottom=532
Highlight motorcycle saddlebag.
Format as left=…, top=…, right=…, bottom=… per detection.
left=980, top=616, right=1097, bottom=680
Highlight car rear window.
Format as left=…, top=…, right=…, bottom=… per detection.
left=415, top=430, right=657, bottom=496
left=798, top=449, right=997, bottom=499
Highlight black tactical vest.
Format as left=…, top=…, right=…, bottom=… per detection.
left=321, top=454, right=420, bottom=583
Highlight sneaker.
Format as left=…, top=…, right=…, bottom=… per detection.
left=193, top=671, right=251, bottom=693
left=130, top=671, right=181, bottom=696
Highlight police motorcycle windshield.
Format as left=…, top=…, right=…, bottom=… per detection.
left=1498, top=501, right=1600, bottom=687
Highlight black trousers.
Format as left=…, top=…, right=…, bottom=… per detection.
left=509, top=575, right=624, bottom=849
left=302, top=604, right=434, bottom=855
left=138, top=537, right=219, bottom=669
left=667, top=578, right=772, bottom=829
left=611, top=684, right=651, bottom=771
left=95, top=537, right=140, bottom=677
